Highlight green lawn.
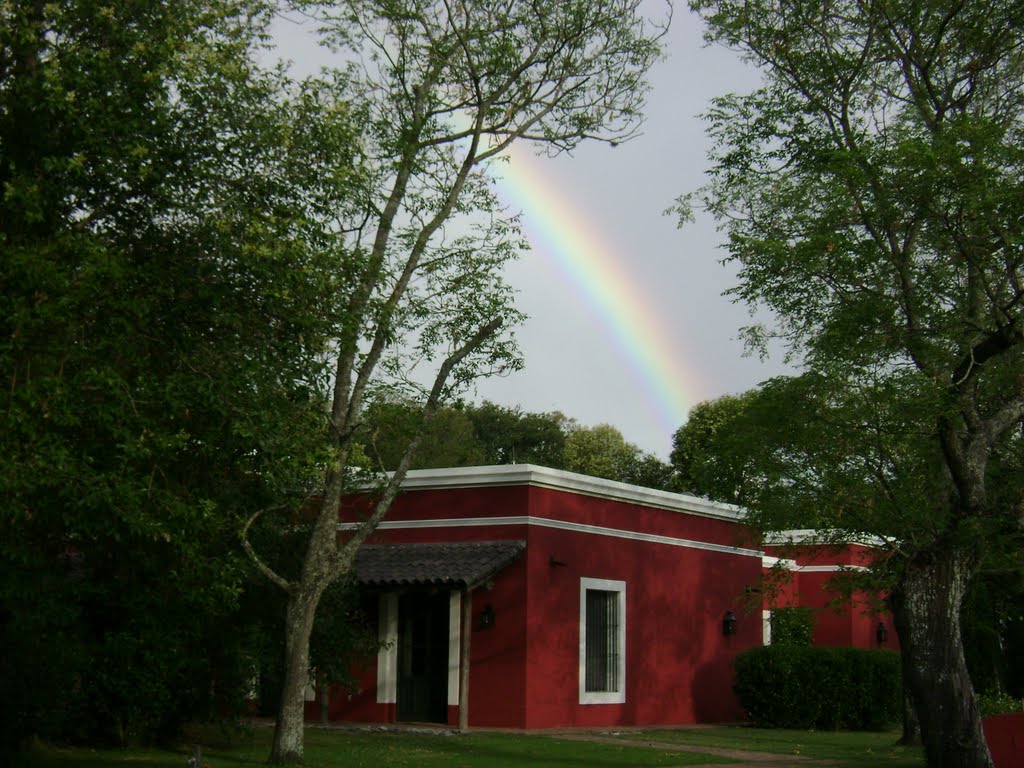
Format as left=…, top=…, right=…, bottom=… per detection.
left=13, top=724, right=928, bottom=768
left=15, top=727, right=733, bottom=768
left=625, top=727, right=925, bottom=767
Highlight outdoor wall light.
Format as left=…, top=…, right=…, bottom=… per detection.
left=876, top=621, right=889, bottom=645
left=722, top=610, right=737, bottom=637
left=479, top=603, right=496, bottom=630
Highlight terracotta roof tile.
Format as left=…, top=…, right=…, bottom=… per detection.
left=354, top=540, right=526, bottom=589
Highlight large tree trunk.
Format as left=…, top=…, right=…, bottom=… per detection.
left=898, top=686, right=921, bottom=747
left=890, top=547, right=993, bottom=768
left=271, top=586, right=324, bottom=764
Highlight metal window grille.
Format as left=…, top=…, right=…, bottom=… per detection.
left=584, top=589, right=619, bottom=692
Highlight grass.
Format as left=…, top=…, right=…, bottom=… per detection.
left=625, top=727, right=925, bottom=767
left=15, top=726, right=733, bottom=768
left=13, top=724, right=928, bottom=768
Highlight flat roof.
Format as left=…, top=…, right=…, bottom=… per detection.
left=391, top=464, right=745, bottom=523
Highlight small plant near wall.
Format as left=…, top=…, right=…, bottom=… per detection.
left=977, top=691, right=1023, bottom=718
left=769, top=608, right=814, bottom=647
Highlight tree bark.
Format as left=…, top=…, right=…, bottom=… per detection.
left=890, top=547, right=993, bottom=768
left=271, top=586, right=323, bottom=764
left=898, top=686, right=921, bottom=747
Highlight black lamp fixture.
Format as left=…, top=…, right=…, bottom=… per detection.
left=876, top=621, right=889, bottom=645
left=479, top=603, right=496, bottom=630
left=722, top=610, right=738, bottom=637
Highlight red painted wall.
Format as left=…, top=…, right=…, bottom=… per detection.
left=984, top=712, right=1024, bottom=768
left=519, top=486, right=760, bottom=728
left=764, top=543, right=892, bottom=650
left=316, top=476, right=827, bottom=729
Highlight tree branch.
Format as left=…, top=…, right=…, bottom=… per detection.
left=241, top=506, right=292, bottom=593
left=340, top=316, right=504, bottom=562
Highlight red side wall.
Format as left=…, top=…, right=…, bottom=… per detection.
left=765, top=543, right=893, bottom=650
left=520, top=485, right=759, bottom=728
left=983, top=712, right=1024, bottom=768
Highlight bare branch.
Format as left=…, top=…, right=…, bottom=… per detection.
left=241, top=506, right=292, bottom=593
left=340, top=316, right=504, bottom=562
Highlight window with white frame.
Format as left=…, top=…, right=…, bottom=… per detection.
left=578, top=577, right=626, bottom=704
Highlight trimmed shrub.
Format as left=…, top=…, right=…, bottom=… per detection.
left=734, top=645, right=901, bottom=730
left=770, top=607, right=814, bottom=647
left=978, top=691, right=1023, bottom=717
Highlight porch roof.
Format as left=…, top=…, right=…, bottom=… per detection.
left=354, top=540, right=526, bottom=590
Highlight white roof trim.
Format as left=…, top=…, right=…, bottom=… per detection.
left=386, top=464, right=745, bottom=522
left=795, top=564, right=870, bottom=573
left=765, top=529, right=887, bottom=547
left=761, top=555, right=798, bottom=571
left=339, top=515, right=763, bottom=558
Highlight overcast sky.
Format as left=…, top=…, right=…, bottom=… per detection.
left=273, top=5, right=790, bottom=459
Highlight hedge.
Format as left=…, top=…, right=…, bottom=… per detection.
left=733, top=645, right=901, bottom=730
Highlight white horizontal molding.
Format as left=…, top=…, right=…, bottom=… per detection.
left=339, top=515, right=763, bottom=559
left=762, top=555, right=798, bottom=571
left=765, top=529, right=887, bottom=547
left=368, top=464, right=745, bottom=522
left=796, top=564, right=869, bottom=573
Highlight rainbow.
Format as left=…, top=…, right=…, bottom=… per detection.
left=492, top=145, right=700, bottom=440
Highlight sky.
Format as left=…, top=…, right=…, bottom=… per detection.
left=273, top=6, right=790, bottom=459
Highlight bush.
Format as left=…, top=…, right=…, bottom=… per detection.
left=770, top=607, right=814, bottom=647
left=734, top=645, right=901, bottom=730
left=977, top=691, right=1023, bottom=718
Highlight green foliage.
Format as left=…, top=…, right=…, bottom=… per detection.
left=561, top=423, right=675, bottom=488
left=254, top=2, right=671, bottom=761
left=671, top=393, right=758, bottom=503
left=684, top=0, right=1024, bottom=545
left=689, top=0, right=1024, bottom=756
left=356, top=399, right=678, bottom=489
left=976, top=691, right=1022, bottom=718
left=359, top=399, right=487, bottom=471
left=734, top=646, right=902, bottom=731
left=0, top=0, right=358, bottom=751
left=563, top=424, right=640, bottom=480
left=466, top=402, right=572, bottom=468
left=242, top=518, right=380, bottom=710
left=962, top=570, right=1024, bottom=700
left=769, top=608, right=814, bottom=647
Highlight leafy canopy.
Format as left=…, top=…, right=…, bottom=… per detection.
left=0, top=0, right=359, bottom=747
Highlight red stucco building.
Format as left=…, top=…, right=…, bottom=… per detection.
left=308, top=464, right=886, bottom=729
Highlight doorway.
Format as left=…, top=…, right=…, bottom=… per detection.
left=396, top=591, right=450, bottom=723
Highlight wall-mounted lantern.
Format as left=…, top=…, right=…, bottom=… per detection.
left=479, top=603, right=496, bottom=630
left=876, top=621, right=889, bottom=645
left=722, top=610, right=738, bottom=637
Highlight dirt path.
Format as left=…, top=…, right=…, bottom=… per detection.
left=544, top=732, right=836, bottom=768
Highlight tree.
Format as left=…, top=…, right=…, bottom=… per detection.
left=563, top=423, right=676, bottom=488
left=241, top=2, right=669, bottom=762
left=671, top=392, right=759, bottom=503
left=358, top=399, right=487, bottom=470
left=622, top=450, right=678, bottom=490
left=684, top=1, right=1024, bottom=765
left=1, top=0, right=357, bottom=750
left=467, top=401, right=572, bottom=467
left=563, top=423, right=639, bottom=480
